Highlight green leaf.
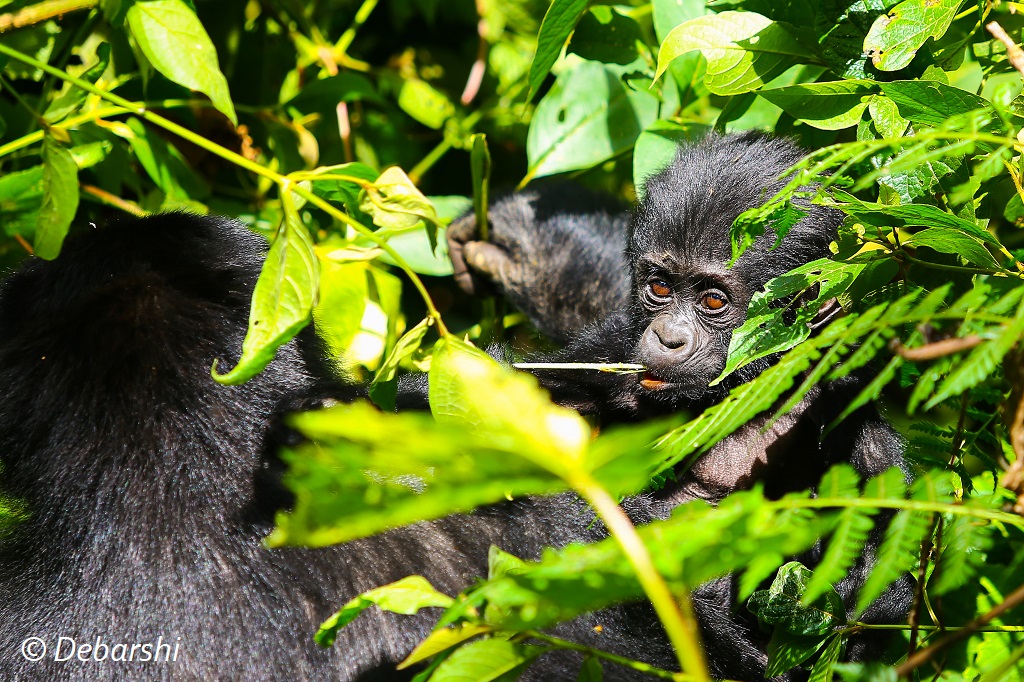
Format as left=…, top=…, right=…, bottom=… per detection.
left=925, top=297, right=1024, bottom=409
left=804, top=506, right=875, bottom=606
left=313, top=259, right=368, bottom=370
left=127, top=0, right=236, bottom=124
left=527, top=0, right=589, bottom=101
left=758, top=80, right=876, bottom=130
left=35, top=136, right=79, bottom=260
left=428, top=638, right=545, bottom=682
left=360, top=167, right=440, bottom=240
left=526, top=60, right=658, bottom=180
left=316, top=576, right=454, bottom=647
left=400, top=623, right=494, bottom=669
left=808, top=634, right=845, bottom=682
left=766, top=630, right=829, bottom=678
left=878, top=80, right=993, bottom=128
left=429, top=336, right=591, bottom=475
left=719, top=259, right=868, bottom=381
left=902, top=227, right=999, bottom=270
left=856, top=507, right=931, bottom=615
left=398, top=78, right=455, bottom=130
left=863, top=0, right=962, bottom=71
left=213, top=193, right=318, bottom=384
left=748, top=562, right=847, bottom=637
left=372, top=317, right=432, bottom=387
left=567, top=7, right=642, bottom=65
left=267, top=401, right=561, bottom=547
left=576, top=656, right=604, bottom=682
left=654, top=12, right=817, bottom=95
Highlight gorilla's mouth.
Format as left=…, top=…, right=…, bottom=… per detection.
left=640, top=371, right=671, bottom=390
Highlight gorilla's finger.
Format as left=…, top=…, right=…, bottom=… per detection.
left=463, top=241, right=513, bottom=289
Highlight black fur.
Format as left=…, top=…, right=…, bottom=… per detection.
left=0, top=215, right=675, bottom=681
left=448, top=132, right=913, bottom=680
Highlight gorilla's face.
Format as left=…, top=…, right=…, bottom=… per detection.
left=629, top=250, right=751, bottom=408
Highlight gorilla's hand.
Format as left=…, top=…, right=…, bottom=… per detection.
left=447, top=209, right=520, bottom=299
left=447, top=188, right=631, bottom=343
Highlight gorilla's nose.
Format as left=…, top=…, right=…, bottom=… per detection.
left=639, top=320, right=696, bottom=373
left=650, top=317, right=693, bottom=352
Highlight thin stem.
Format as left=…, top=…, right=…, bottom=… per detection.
left=335, top=0, right=379, bottom=54
left=523, top=631, right=707, bottom=681
left=572, top=473, right=709, bottom=681
left=0, top=0, right=96, bottom=33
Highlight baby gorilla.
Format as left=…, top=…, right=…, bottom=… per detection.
left=449, top=132, right=911, bottom=678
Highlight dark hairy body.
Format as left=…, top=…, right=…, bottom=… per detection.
left=449, top=132, right=913, bottom=678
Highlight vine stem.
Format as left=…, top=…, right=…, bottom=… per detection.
left=0, top=41, right=448, bottom=336
left=0, top=0, right=96, bottom=33
left=571, top=473, right=709, bottom=681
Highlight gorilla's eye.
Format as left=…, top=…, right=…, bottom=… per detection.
left=701, top=291, right=728, bottom=311
left=648, top=279, right=672, bottom=299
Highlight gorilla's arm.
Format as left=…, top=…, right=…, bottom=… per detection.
left=448, top=184, right=631, bottom=344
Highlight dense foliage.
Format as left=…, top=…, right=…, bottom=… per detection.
left=0, top=0, right=1022, bottom=679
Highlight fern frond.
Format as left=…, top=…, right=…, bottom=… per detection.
left=803, top=507, right=875, bottom=605
left=930, top=516, right=992, bottom=596
left=926, top=297, right=1024, bottom=409
left=856, top=508, right=933, bottom=615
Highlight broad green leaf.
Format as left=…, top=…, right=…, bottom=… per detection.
left=312, top=259, right=369, bottom=369
left=526, top=60, right=658, bottom=180
left=808, top=634, right=845, bottom=682
left=577, top=656, right=603, bottom=682
left=126, top=0, right=237, bottom=124
left=867, top=95, right=909, bottom=138
left=213, top=193, right=318, bottom=384
left=35, top=137, right=79, bottom=260
left=902, top=227, right=999, bottom=270
left=748, top=562, right=847, bottom=636
left=654, top=12, right=816, bottom=95
left=400, top=623, right=493, bottom=669
left=759, top=80, right=876, bottom=130
left=428, top=638, right=545, bottom=682
left=652, top=0, right=705, bottom=42
left=398, top=78, right=454, bottom=130
left=372, top=317, right=432, bottom=387
left=429, top=336, right=590, bottom=475
left=316, top=576, right=454, bottom=647
left=863, top=0, right=962, bottom=71
left=360, top=166, right=440, bottom=233
left=766, top=630, right=829, bottom=678
left=567, top=7, right=642, bottom=65
left=819, top=0, right=888, bottom=79
left=832, top=191, right=1005, bottom=249
left=527, top=0, right=589, bottom=101
left=878, top=80, right=992, bottom=128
